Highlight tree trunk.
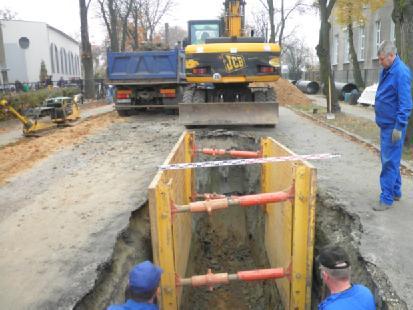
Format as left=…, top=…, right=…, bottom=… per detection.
left=393, top=0, right=413, bottom=145
left=348, top=24, right=364, bottom=88
left=268, top=0, right=276, bottom=43
left=316, top=0, right=340, bottom=113
left=278, top=0, right=285, bottom=47
left=79, top=0, right=95, bottom=99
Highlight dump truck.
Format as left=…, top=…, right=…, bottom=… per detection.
left=107, top=49, right=186, bottom=116
left=179, top=0, right=281, bottom=127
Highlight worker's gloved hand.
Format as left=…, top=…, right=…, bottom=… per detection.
left=392, top=129, right=402, bottom=143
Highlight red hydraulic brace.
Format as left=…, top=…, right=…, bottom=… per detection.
left=195, top=193, right=227, bottom=200
left=196, top=148, right=261, bottom=159
left=173, top=190, right=293, bottom=215
left=176, top=267, right=287, bottom=291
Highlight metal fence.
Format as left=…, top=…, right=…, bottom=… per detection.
left=0, top=79, right=107, bottom=99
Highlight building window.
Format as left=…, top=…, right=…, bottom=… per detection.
left=333, top=34, right=339, bottom=65
left=75, top=55, right=80, bottom=76
left=65, top=51, right=68, bottom=74
left=19, top=37, right=30, bottom=49
left=374, top=20, right=381, bottom=56
left=344, top=30, right=350, bottom=63
left=50, top=44, right=55, bottom=73
left=390, top=20, right=395, bottom=43
left=358, top=26, right=365, bottom=61
left=55, top=45, right=59, bottom=73
left=60, top=49, right=64, bottom=74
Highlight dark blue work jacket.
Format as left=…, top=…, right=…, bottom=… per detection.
left=375, top=56, right=412, bottom=130
left=107, top=299, right=158, bottom=310
left=318, top=284, right=375, bottom=310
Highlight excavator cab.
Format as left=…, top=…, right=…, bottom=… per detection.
left=187, top=20, right=221, bottom=45
left=179, top=0, right=281, bottom=127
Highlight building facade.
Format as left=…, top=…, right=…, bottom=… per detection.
left=329, top=0, right=395, bottom=86
left=0, top=20, right=81, bottom=84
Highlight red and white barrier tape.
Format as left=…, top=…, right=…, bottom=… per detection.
left=159, top=153, right=341, bottom=171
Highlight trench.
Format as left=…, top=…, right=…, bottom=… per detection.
left=75, top=131, right=406, bottom=309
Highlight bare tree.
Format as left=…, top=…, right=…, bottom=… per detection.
left=0, top=8, right=17, bottom=20
left=140, top=0, right=174, bottom=43
left=259, top=0, right=307, bottom=46
left=97, top=0, right=120, bottom=51
left=119, top=0, right=134, bottom=51
left=316, top=0, right=340, bottom=113
left=128, top=0, right=143, bottom=50
left=79, top=0, right=95, bottom=99
left=283, top=36, right=312, bottom=80
left=252, top=9, right=269, bottom=41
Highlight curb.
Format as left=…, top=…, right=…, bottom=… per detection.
left=288, top=106, right=413, bottom=174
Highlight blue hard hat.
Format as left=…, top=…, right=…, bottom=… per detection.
left=129, top=261, right=163, bottom=294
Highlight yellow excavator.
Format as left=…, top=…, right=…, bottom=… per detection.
left=179, top=0, right=281, bottom=127
left=0, top=96, right=80, bottom=136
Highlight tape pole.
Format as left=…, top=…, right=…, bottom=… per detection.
left=158, top=153, right=341, bottom=171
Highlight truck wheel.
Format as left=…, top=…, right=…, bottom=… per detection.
left=254, top=88, right=277, bottom=102
left=193, top=90, right=206, bottom=103
left=182, top=88, right=193, bottom=103
left=117, top=110, right=130, bottom=117
left=182, top=88, right=205, bottom=103
left=266, top=88, right=277, bottom=102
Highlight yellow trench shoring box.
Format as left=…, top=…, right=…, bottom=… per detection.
left=148, top=132, right=317, bottom=310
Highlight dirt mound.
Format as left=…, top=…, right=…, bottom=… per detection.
left=0, top=112, right=119, bottom=185
left=272, top=78, right=311, bottom=106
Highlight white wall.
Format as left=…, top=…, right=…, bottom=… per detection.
left=47, top=26, right=81, bottom=81
left=1, top=20, right=80, bottom=83
left=2, top=20, right=49, bottom=83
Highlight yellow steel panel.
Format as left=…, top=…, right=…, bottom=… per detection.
left=151, top=181, right=177, bottom=309
left=148, top=132, right=194, bottom=309
left=261, top=138, right=294, bottom=308
left=261, top=137, right=316, bottom=310
left=291, top=165, right=316, bottom=310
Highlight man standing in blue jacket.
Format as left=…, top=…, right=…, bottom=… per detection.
left=374, top=40, right=412, bottom=211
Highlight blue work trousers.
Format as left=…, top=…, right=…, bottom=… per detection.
left=380, top=126, right=406, bottom=205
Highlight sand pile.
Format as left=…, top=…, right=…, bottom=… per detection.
left=272, top=78, right=311, bottom=105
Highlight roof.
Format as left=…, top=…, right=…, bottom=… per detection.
left=0, top=19, right=79, bottom=45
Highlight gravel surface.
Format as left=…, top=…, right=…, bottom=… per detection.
left=0, top=106, right=412, bottom=309
left=0, top=113, right=183, bottom=309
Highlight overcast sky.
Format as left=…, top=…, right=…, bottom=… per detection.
left=0, top=0, right=319, bottom=49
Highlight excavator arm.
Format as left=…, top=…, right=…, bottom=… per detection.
left=224, top=0, right=246, bottom=37
left=0, top=99, right=56, bottom=136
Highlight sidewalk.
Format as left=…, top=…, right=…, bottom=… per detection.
left=308, top=94, right=376, bottom=122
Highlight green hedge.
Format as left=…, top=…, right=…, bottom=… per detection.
left=0, top=87, right=80, bottom=121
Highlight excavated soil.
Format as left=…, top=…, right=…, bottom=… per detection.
left=272, top=78, right=311, bottom=106
left=181, top=132, right=282, bottom=309
left=0, top=112, right=120, bottom=185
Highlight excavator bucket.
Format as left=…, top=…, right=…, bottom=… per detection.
left=179, top=101, right=279, bottom=127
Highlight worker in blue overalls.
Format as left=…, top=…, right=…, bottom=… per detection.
left=374, top=40, right=412, bottom=211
